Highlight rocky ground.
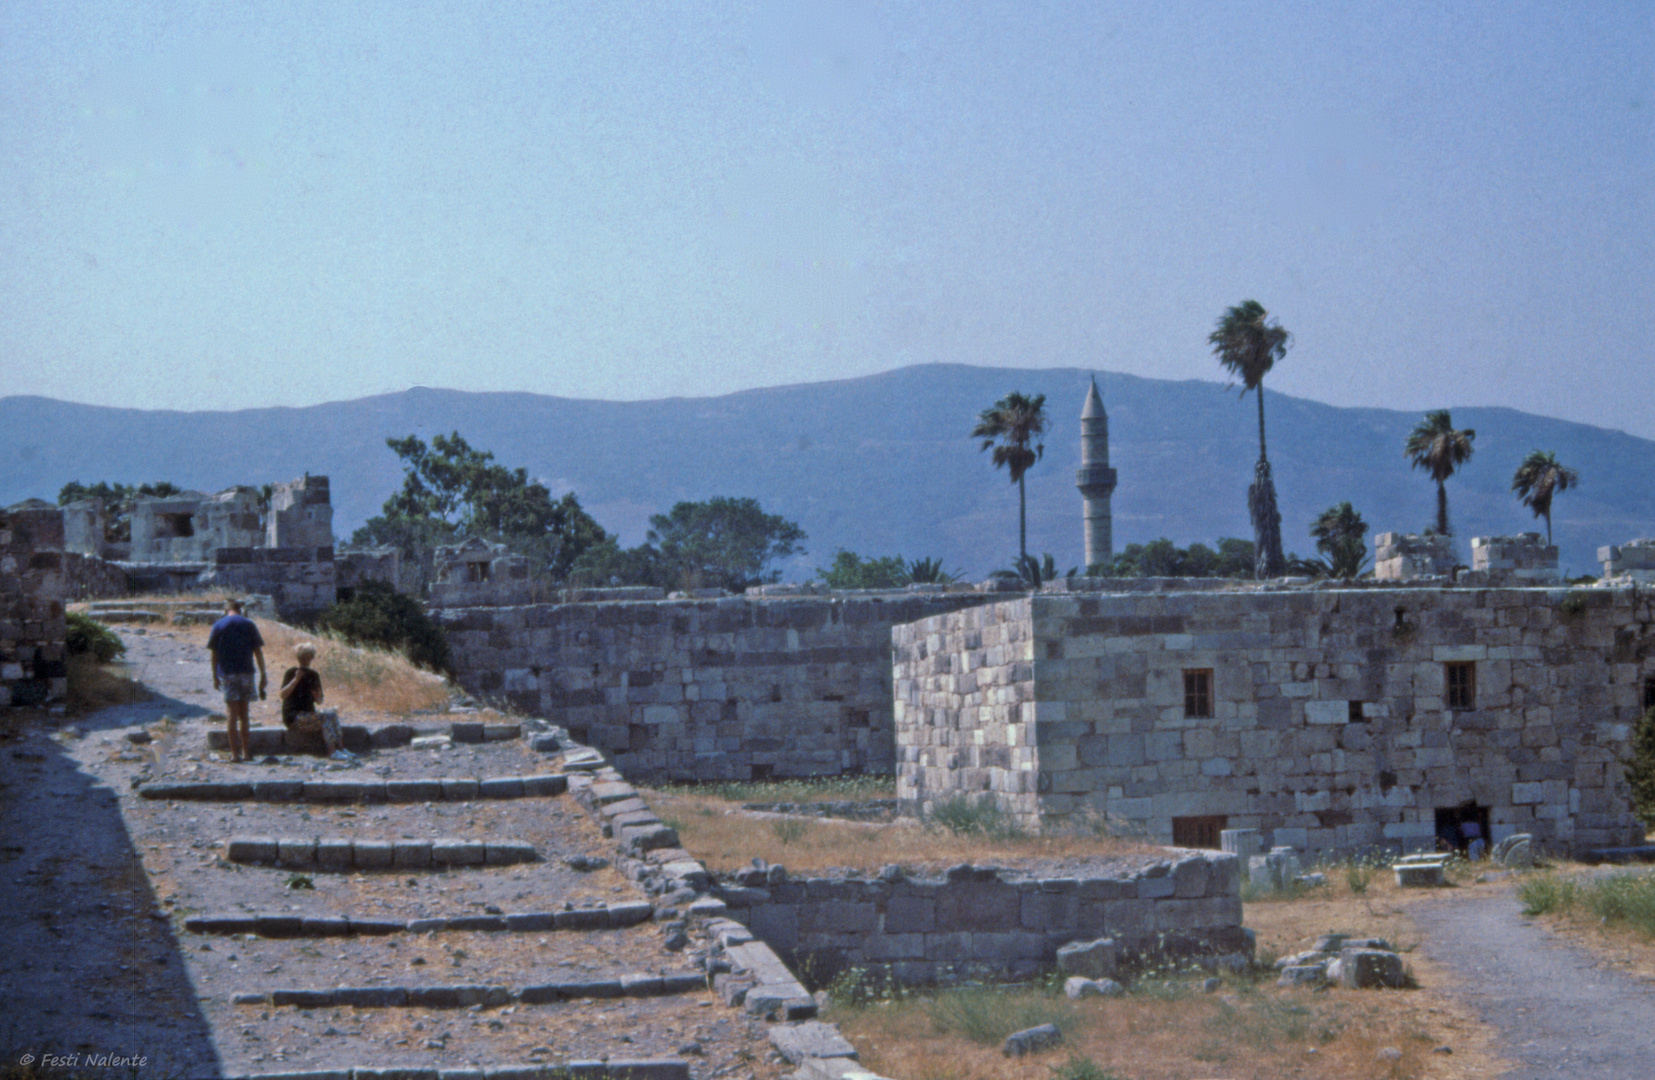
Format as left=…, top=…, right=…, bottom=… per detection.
left=0, top=626, right=786, bottom=1079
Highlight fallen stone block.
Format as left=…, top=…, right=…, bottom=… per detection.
left=370, top=723, right=414, bottom=748
left=185, top=916, right=257, bottom=935
left=482, top=723, right=520, bottom=742
left=1056, top=936, right=1117, bottom=979
left=1063, top=977, right=1123, bottom=999
left=1494, top=834, right=1535, bottom=869
left=769, top=1020, right=859, bottom=1064
left=607, top=901, right=654, bottom=926
left=560, top=747, right=606, bottom=770
left=254, top=915, right=304, bottom=937
left=1340, top=947, right=1407, bottom=989
left=529, top=733, right=562, bottom=753
left=1003, top=1023, right=1063, bottom=1058
left=1276, top=964, right=1329, bottom=988
left=554, top=907, right=610, bottom=931
left=1394, top=862, right=1447, bottom=888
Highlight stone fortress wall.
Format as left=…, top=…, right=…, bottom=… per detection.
left=435, top=592, right=999, bottom=781
left=0, top=502, right=69, bottom=707
left=893, top=585, right=1653, bottom=858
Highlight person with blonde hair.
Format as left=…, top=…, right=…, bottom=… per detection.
left=279, top=642, right=348, bottom=758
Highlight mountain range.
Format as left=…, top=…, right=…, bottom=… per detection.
left=4, top=364, right=1652, bottom=580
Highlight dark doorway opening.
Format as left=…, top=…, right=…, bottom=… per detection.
left=1434, top=802, right=1489, bottom=855
left=1172, top=814, right=1228, bottom=850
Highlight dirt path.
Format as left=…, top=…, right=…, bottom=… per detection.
left=1410, top=883, right=1655, bottom=1078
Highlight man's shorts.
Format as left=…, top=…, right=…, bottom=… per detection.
left=222, top=672, right=258, bottom=703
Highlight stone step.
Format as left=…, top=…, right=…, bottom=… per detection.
left=82, top=608, right=165, bottom=623
left=207, top=725, right=414, bottom=754
left=184, top=901, right=654, bottom=937
left=227, top=1059, right=690, bottom=1080
left=225, top=836, right=539, bottom=870
left=450, top=721, right=522, bottom=744
left=139, top=773, right=568, bottom=803
left=240, top=971, right=707, bottom=1009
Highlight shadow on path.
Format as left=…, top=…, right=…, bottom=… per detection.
left=1411, top=885, right=1655, bottom=1078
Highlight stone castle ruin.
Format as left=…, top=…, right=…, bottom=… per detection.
left=8, top=382, right=1655, bottom=861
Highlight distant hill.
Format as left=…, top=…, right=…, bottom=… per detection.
left=4, top=365, right=1652, bottom=580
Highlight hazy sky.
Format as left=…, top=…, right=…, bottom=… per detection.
left=3, top=2, right=1652, bottom=437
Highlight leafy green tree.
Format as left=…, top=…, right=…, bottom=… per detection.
left=646, top=497, right=806, bottom=591
left=568, top=537, right=668, bottom=589
left=1405, top=410, right=1477, bottom=536
left=1511, top=450, right=1579, bottom=545
left=972, top=392, right=1049, bottom=564
left=1309, top=502, right=1371, bottom=580
left=817, top=550, right=911, bottom=589
left=1625, top=706, right=1655, bottom=826
left=352, top=432, right=608, bottom=591
left=315, top=580, right=451, bottom=674
left=1092, top=537, right=1255, bottom=579
left=1209, top=300, right=1290, bottom=578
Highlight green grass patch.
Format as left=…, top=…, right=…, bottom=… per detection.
left=923, top=985, right=1076, bottom=1045
left=680, top=774, right=896, bottom=804
left=1519, top=870, right=1655, bottom=937
left=927, top=794, right=1025, bottom=840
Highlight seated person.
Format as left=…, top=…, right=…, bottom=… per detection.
left=279, top=643, right=347, bottom=757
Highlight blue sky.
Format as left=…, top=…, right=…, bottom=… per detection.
left=3, top=2, right=1652, bottom=438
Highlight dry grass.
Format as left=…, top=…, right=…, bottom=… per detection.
left=63, top=652, right=151, bottom=712
left=644, top=788, right=1164, bottom=875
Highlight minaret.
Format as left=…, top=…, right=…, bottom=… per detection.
left=1075, top=376, right=1118, bottom=571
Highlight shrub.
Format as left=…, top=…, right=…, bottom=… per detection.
left=1625, top=706, right=1655, bottom=826
left=314, top=581, right=450, bottom=674
left=927, top=794, right=1024, bottom=840
left=66, top=612, right=125, bottom=663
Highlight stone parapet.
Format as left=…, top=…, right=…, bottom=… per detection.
left=714, top=855, right=1248, bottom=986
left=1471, top=534, right=1559, bottom=583
left=1601, top=538, right=1655, bottom=582
left=438, top=594, right=997, bottom=782
left=1373, top=532, right=1457, bottom=581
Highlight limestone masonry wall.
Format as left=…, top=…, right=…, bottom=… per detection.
left=1, top=503, right=68, bottom=707
left=438, top=594, right=994, bottom=781
left=895, top=587, right=1652, bottom=857
left=713, top=853, right=1247, bottom=985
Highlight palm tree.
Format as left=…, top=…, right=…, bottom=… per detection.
left=1209, top=300, right=1290, bottom=578
left=1309, top=502, right=1371, bottom=580
left=1405, top=410, right=1476, bottom=535
left=972, top=392, right=1048, bottom=564
left=1511, top=450, right=1579, bottom=545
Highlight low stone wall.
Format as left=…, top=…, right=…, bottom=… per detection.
left=1601, top=538, right=1655, bottom=582
left=1, top=503, right=68, bottom=707
left=1471, top=533, right=1559, bottom=583
left=895, top=587, right=1652, bottom=857
left=1374, top=532, right=1456, bottom=580
left=711, top=853, right=1247, bottom=985
left=58, top=552, right=131, bottom=600
left=200, top=545, right=337, bottom=620
left=436, top=594, right=997, bottom=782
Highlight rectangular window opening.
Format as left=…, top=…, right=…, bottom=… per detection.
left=1172, top=815, right=1227, bottom=850
left=1643, top=675, right=1655, bottom=713
left=1183, top=668, right=1214, bottom=719
left=1445, top=661, right=1476, bottom=710
left=1348, top=700, right=1365, bottom=722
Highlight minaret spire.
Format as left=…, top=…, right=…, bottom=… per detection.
left=1076, top=376, right=1118, bottom=570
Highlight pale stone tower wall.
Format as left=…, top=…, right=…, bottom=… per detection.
left=1075, top=377, right=1117, bottom=570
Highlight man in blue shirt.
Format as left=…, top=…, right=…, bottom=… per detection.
left=207, top=598, right=267, bottom=762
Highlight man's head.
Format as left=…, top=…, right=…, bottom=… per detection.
left=224, top=598, right=244, bottom=614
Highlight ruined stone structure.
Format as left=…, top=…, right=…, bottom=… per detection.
left=1075, top=377, right=1117, bottom=570
left=714, top=852, right=1247, bottom=985
left=1601, top=538, right=1655, bottom=582
left=430, top=537, right=535, bottom=607
left=0, top=501, right=68, bottom=707
left=1470, top=533, right=1559, bottom=584
left=893, top=585, right=1651, bottom=858
left=1373, top=532, right=1457, bottom=581
left=266, top=474, right=333, bottom=548
left=436, top=592, right=996, bottom=781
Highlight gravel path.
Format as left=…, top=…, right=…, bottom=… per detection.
left=1411, top=883, right=1655, bottom=1078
